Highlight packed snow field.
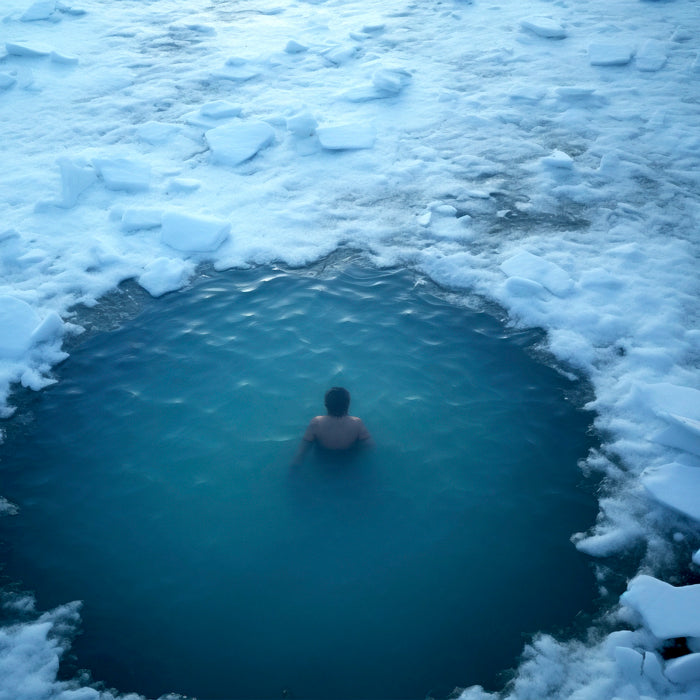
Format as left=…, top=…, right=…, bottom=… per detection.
left=0, top=0, right=699, bottom=698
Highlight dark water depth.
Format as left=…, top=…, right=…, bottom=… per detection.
left=0, top=264, right=598, bottom=700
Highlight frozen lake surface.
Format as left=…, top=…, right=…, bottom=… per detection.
left=1, top=265, right=597, bottom=698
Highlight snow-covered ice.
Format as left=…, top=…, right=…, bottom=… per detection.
left=1, top=0, right=700, bottom=698
left=621, top=575, right=700, bottom=639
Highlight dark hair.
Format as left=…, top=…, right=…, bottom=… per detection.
left=324, top=387, right=350, bottom=417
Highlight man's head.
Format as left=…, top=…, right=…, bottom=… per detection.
left=324, top=387, right=350, bottom=417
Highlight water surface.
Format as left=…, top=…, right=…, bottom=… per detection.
left=0, top=264, right=597, bottom=699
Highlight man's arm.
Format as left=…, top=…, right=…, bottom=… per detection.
left=291, top=438, right=313, bottom=466
left=292, top=418, right=317, bottom=466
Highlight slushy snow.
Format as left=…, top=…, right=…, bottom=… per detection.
left=1, top=0, right=700, bottom=698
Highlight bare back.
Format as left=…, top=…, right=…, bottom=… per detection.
left=302, top=415, right=372, bottom=450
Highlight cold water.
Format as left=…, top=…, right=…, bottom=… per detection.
left=0, top=264, right=598, bottom=699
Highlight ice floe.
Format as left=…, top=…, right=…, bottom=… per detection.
left=622, top=575, right=700, bottom=639
left=642, top=463, right=700, bottom=521
left=316, top=124, right=375, bottom=150
left=160, top=211, right=230, bottom=253
left=205, top=120, right=275, bottom=166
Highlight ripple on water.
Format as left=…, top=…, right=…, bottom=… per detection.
left=0, top=264, right=598, bottom=700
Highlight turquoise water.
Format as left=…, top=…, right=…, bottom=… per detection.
left=0, top=264, right=597, bottom=700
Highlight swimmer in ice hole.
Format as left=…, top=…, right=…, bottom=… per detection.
left=292, top=387, right=374, bottom=465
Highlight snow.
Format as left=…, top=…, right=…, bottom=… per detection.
left=1, top=0, right=700, bottom=698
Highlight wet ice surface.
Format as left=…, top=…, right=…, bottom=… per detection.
left=0, top=265, right=598, bottom=699
left=0, top=0, right=700, bottom=699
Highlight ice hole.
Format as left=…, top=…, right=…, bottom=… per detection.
left=0, top=263, right=598, bottom=700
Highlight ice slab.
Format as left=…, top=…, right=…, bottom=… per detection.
left=589, top=42, right=635, bottom=66
left=317, top=124, right=375, bottom=150
left=92, top=157, right=150, bottom=192
left=205, top=121, right=275, bottom=166
left=160, top=212, right=230, bottom=253
left=138, top=258, right=193, bottom=297
left=636, top=39, right=667, bottom=72
left=621, top=575, right=700, bottom=639
left=56, top=157, right=97, bottom=208
left=500, top=251, right=574, bottom=297
left=0, top=296, right=40, bottom=359
left=642, top=463, right=700, bottom=522
left=5, top=41, right=52, bottom=57
left=666, top=653, right=700, bottom=684
left=21, top=1, right=56, bottom=22
left=520, top=17, right=567, bottom=39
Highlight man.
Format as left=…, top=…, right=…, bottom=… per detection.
left=292, top=387, right=373, bottom=465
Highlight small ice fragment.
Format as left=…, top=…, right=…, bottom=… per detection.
left=50, top=50, right=78, bottom=65
left=138, top=258, right=193, bottom=297
left=56, top=157, right=97, bottom=207
left=672, top=28, right=693, bottom=43
left=0, top=296, right=41, bottom=359
left=211, top=66, right=260, bottom=82
left=642, top=652, right=667, bottom=687
left=589, top=42, right=635, bottom=66
left=200, top=101, right=242, bottom=119
left=5, top=41, right=52, bottom=57
left=321, top=45, right=358, bottom=65
left=556, top=86, right=596, bottom=98
left=0, top=73, right=17, bottom=90
left=362, top=22, right=385, bottom=33
left=504, top=276, right=547, bottom=299
left=636, top=39, right=667, bottom=72
left=642, top=463, right=700, bottom=521
left=665, top=654, right=700, bottom=684
left=621, top=575, right=700, bottom=638
left=500, top=251, right=574, bottom=297
left=121, top=208, right=163, bottom=232
left=166, top=178, right=201, bottom=193
left=694, top=549, right=700, bottom=566
left=372, top=67, right=411, bottom=94
left=317, top=124, right=375, bottom=150
left=286, top=111, right=317, bottom=138
left=284, top=40, right=308, bottom=54
left=30, top=310, right=63, bottom=345
left=340, top=86, right=386, bottom=102
left=614, top=647, right=643, bottom=681
left=541, top=150, right=574, bottom=169
left=21, top=1, right=56, bottom=21
left=205, top=121, right=275, bottom=166
left=92, top=157, right=150, bottom=192
left=160, top=212, right=230, bottom=253
left=55, top=2, right=86, bottom=16
left=520, top=17, right=567, bottom=39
